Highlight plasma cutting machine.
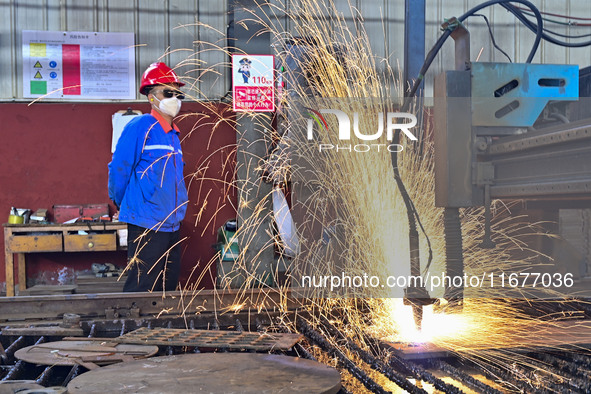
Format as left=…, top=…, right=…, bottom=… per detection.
left=420, top=24, right=591, bottom=326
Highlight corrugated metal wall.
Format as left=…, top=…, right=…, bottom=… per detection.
left=1, top=0, right=590, bottom=100
left=0, top=0, right=228, bottom=100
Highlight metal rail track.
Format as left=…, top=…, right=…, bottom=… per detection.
left=0, top=288, right=303, bottom=321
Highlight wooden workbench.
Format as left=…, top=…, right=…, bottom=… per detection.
left=3, top=222, right=126, bottom=297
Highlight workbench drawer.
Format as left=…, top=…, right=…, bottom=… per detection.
left=6, top=234, right=63, bottom=253
left=64, top=233, right=117, bottom=252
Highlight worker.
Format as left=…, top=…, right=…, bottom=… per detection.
left=108, top=62, right=188, bottom=292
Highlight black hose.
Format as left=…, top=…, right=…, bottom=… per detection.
left=502, top=3, right=591, bottom=48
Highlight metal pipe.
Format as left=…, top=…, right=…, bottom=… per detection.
left=559, top=352, right=591, bottom=370
left=480, top=184, right=496, bottom=248
left=430, top=360, right=502, bottom=394
left=276, top=323, right=314, bottom=360
left=403, top=0, right=425, bottom=96
left=338, top=386, right=354, bottom=394
left=320, top=317, right=427, bottom=394
left=3, top=336, right=25, bottom=360
left=443, top=207, right=464, bottom=308
left=525, top=354, right=591, bottom=392
left=370, top=338, right=467, bottom=394
left=297, top=318, right=388, bottom=394
left=88, top=323, right=97, bottom=338
left=62, top=365, right=79, bottom=387
left=388, top=355, right=462, bottom=393
left=466, top=357, right=535, bottom=393
left=2, top=360, right=25, bottom=381
left=166, top=321, right=174, bottom=356
left=188, top=319, right=201, bottom=353
left=63, top=320, right=100, bottom=386
left=255, top=318, right=265, bottom=333
left=533, top=352, right=591, bottom=381
left=36, top=365, right=54, bottom=386
left=293, top=343, right=315, bottom=361
left=2, top=336, right=45, bottom=381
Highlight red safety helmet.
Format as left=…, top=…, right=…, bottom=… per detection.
left=139, top=62, right=185, bottom=95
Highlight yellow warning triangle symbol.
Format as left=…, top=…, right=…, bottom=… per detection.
left=34, top=71, right=43, bottom=79
left=34, top=61, right=42, bottom=68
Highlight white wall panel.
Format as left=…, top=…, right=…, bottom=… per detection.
left=65, top=0, right=96, bottom=31
left=196, top=0, right=228, bottom=99
left=0, top=1, right=15, bottom=96
left=138, top=0, right=170, bottom=73
left=168, top=0, right=197, bottom=94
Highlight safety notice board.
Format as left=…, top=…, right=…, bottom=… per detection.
left=232, top=54, right=275, bottom=112
left=22, top=30, right=135, bottom=100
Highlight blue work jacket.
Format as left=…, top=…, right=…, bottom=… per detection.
left=108, top=110, right=188, bottom=232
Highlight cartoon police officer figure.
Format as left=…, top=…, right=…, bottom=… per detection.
left=238, top=58, right=252, bottom=83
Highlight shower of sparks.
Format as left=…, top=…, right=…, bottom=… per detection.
left=112, top=0, right=590, bottom=391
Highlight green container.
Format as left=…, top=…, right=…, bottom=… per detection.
left=216, top=220, right=239, bottom=262
left=215, top=220, right=244, bottom=288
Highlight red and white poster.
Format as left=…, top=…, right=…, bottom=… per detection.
left=232, top=54, right=275, bottom=112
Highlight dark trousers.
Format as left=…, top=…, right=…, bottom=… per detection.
left=123, top=224, right=181, bottom=292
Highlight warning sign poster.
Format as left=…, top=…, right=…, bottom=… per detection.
left=232, top=54, right=275, bottom=112
left=22, top=30, right=135, bottom=100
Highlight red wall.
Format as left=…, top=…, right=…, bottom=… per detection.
left=0, top=102, right=236, bottom=291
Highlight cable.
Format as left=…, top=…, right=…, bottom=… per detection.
left=501, top=3, right=591, bottom=47
left=543, top=30, right=591, bottom=40
left=504, top=4, right=591, bottom=46
left=473, top=13, right=513, bottom=62
left=514, top=5, right=591, bottom=22
left=459, top=0, right=545, bottom=52
left=512, top=8, right=591, bottom=39
left=517, top=8, right=591, bottom=27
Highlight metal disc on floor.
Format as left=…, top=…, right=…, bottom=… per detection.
left=67, top=353, right=341, bottom=394
left=15, top=340, right=158, bottom=369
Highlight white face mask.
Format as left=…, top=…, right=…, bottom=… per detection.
left=153, top=96, right=181, bottom=117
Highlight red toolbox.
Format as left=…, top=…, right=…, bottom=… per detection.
left=53, top=204, right=109, bottom=223
left=82, top=203, right=109, bottom=219
left=53, top=205, right=82, bottom=223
